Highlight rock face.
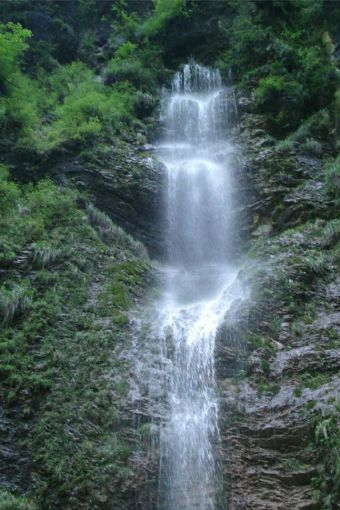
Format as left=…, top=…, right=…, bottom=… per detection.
left=52, top=143, right=166, bottom=258
left=215, top=95, right=340, bottom=509
left=1, top=139, right=166, bottom=259
left=0, top=186, right=159, bottom=509
left=218, top=294, right=340, bottom=510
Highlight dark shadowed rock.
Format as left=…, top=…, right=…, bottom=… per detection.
left=53, top=144, right=166, bottom=258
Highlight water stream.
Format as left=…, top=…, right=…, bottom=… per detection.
left=153, top=63, right=241, bottom=510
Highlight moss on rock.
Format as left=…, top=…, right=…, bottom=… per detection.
left=0, top=171, right=151, bottom=509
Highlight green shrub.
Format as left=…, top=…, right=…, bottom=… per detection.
left=5, top=73, right=41, bottom=142
left=41, top=91, right=102, bottom=148
left=0, top=165, right=20, bottom=213
left=276, top=110, right=331, bottom=151
left=256, top=74, right=304, bottom=132
left=0, top=22, right=31, bottom=88
left=282, top=456, right=309, bottom=472
left=0, top=282, right=33, bottom=325
left=0, top=23, right=45, bottom=144
left=304, top=253, right=328, bottom=275
left=229, top=4, right=338, bottom=133
left=300, top=138, right=322, bottom=156
left=313, top=412, right=340, bottom=509
left=134, top=91, right=157, bottom=118
left=105, top=53, right=154, bottom=90
left=46, top=61, right=94, bottom=98
left=300, top=372, right=329, bottom=389
left=257, top=382, right=280, bottom=396
left=323, top=219, right=340, bottom=245
left=37, top=81, right=135, bottom=151
left=293, top=387, right=302, bottom=398
left=140, top=0, right=187, bottom=37
left=229, top=8, right=271, bottom=75
left=297, top=45, right=337, bottom=112
left=260, top=359, right=271, bottom=376
left=31, top=241, right=62, bottom=268
left=275, top=138, right=296, bottom=153
left=325, top=155, right=340, bottom=196
left=86, top=203, right=148, bottom=258
left=0, top=32, right=142, bottom=153
left=26, top=180, right=79, bottom=227
left=0, top=490, right=37, bottom=510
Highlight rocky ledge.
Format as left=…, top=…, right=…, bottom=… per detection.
left=52, top=143, right=166, bottom=258
left=216, top=98, right=340, bottom=510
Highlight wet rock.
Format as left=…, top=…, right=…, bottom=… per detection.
left=235, top=105, right=331, bottom=238
left=272, top=346, right=340, bottom=377
left=216, top=102, right=340, bottom=510
left=219, top=370, right=340, bottom=510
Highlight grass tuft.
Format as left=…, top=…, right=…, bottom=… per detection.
left=0, top=283, right=33, bottom=324
left=86, top=203, right=148, bottom=258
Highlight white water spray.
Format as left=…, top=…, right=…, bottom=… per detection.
left=154, top=63, right=241, bottom=510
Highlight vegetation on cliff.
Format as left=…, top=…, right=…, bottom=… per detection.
left=1, top=0, right=340, bottom=157
left=2, top=1, right=340, bottom=509
left=0, top=163, right=151, bottom=509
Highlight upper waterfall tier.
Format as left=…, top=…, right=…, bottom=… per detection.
left=161, top=64, right=237, bottom=146
left=171, top=63, right=222, bottom=93
left=159, top=62, right=237, bottom=267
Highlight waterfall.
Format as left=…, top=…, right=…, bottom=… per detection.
left=152, top=63, right=241, bottom=510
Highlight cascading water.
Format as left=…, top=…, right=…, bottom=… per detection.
left=153, top=63, right=242, bottom=510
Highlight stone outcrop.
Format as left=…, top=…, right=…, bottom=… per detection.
left=216, top=95, right=340, bottom=510
left=52, top=144, right=166, bottom=258
left=1, top=139, right=166, bottom=259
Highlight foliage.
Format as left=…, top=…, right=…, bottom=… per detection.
left=0, top=165, right=20, bottom=212
left=104, top=39, right=164, bottom=95
left=300, top=138, right=322, bottom=156
left=0, top=22, right=31, bottom=90
left=39, top=84, right=134, bottom=150
left=0, top=490, right=37, bottom=510
left=86, top=202, right=148, bottom=258
left=256, top=74, right=303, bottom=131
left=4, top=73, right=41, bottom=139
left=140, top=0, right=187, bottom=37
left=105, top=44, right=154, bottom=90
left=300, top=372, right=330, bottom=390
left=325, top=155, right=340, bottom=198
left=257, top=381, right=280, bottom=396
left=275, top=109, right=331, bottom=151
left=0, top=21, right=147, bottom=153
left=0, top=23, right=41, bottom=140
left=0, top=170, right=150, bottom=507
left=313, top=411, right=340, bottom=509
left=1, top=0, right=339, bottom=146
left=228, top=1, right=339, bottom=133
left=229, top=7, right=271, bottom=75
left=0, top=282, right=33, bottom=325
